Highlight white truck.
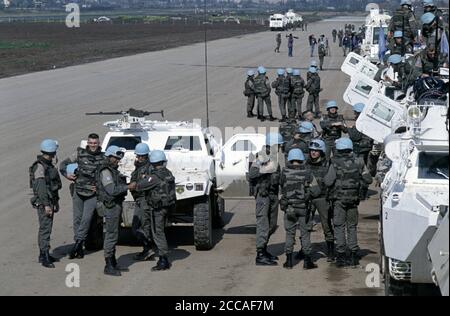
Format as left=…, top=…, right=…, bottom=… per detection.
left=84, top=109, right=266, bottom=251
left=360, top=8, right=391, bottom=63
left=269, top=14, right=287, bottom=31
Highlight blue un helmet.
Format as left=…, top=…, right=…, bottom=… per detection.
left=266, top=133, right=284, bottom=146
left=66, top=163, right=78, bottom=176
left=149, top=150, right=167, bottom=164
left=105, top=145, right=124, bottom=159
left=388, top=54, right=402, bottom=65
left=247, top=69, right=255, bottom=77
left=310, top=60, right=318, bottom=68
left=352, top=103, right=365, bottom=113
left=423, top=0, right=435, bottom=7
left=40, top=139, right=59, bottom=154
left=287, top=148, right=305, bottom=162
left=299, top=121, right=314, bottom=134
left=257, top=66, right=266, bottom=74
left=277, top=68, right=285, bottom=76
left=308, top=66, right=317, bottom=73
left=335, top=138, right=353, bottom=151
left=309, top=139, right=326, bottom=153
left=286, top=68, right=293, bottom=75
left=134, top=143, right=150, bottom=156
left=326, top=100, right=338, bottom=110
left=393, top=31, right=403, bottom=38
left=293, top=69, right=300, bottom=76
left=421, top=12, right=436, bottom=25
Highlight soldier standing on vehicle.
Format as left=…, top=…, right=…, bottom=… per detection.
left=306, top=139, right=335, bottom=262
left=305, top=66, right=322, bottom=118
left=97, top=145, right=134, bottom=276
left=244, top=70, right=256, bottom=118
left=60, top=133, right=105, bottom=260
left=272, top=69, right=291, bottom=122
left=131, top=143, right=155, bottom=262
left=30, top=139, right=62, bottom=268
left=320, top=101, right=347, bottom=160
left=348, top=103, right=374, bottom=200
left=387, top=31, right=412, bottom=55
left=275, top=33, right=282, bottom=53
left=388, top=0, right=418, bottom=52
left=384, top=54, right=420, bottom=92
left=284, top=122, right=314, bottom=162
left=290, top=69, right=305, bottom=119
left=249, top=133, right=284, bottom=266
left=254, top=66, right=276, bottom=122
left=281, top=148, right=320, bottom=270
left=324, top=138, right=373, bottom=268
left=136, top=150, right=176, bottom=271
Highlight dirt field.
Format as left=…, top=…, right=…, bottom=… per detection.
left=0, top=22, right=265, bottom=78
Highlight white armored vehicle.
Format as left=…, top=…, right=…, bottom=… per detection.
left=85, top=109, right=266, bottom=250
left=360, top=8, right=391, bottom=63
left=269, top=14, right=287, bottom=31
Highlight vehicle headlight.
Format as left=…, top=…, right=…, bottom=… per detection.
left=408, top=106, right=422, bottom=120
left=176, top=185, right=185, bottom=194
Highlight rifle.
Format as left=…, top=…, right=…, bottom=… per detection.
left=86, top=108, right=164, bottom=118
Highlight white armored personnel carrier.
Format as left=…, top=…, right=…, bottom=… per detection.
left=84, top=109, right=266, bottom=250
left=360, top=7, right=391, bottom=63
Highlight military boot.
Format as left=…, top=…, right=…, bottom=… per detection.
left=349, top=251, right=360, bottom=268
left=295, top=249, right=305, bottom=261
left=255, top=250, right=277, bottom=266
left=259, top=116, right=266, bottom=122
left=151, top=256, right=171, bottom=271
left=104, top=257, right=121, bottom=276
left=279, top=116, right=287, bottom=123
left=247, top=112, right=255, bottom=118
left=303, top=255, right=318, bottom=270
left=41, top=251, right=55, bottom=269
left=69, top=240, right=84, bottom=259
left=264, top=246, right=279, bottom=261
left=283, top=253, right=293, bottom=269
left=326, top=241, right=335, bottom=262
left=269, top=116, right=277, bottom=121
left=335, top=252, right=346, bottom=268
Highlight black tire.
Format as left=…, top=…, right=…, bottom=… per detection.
left=85, top=213, right=104, bottom=251
left=193, top=198, right=213, bottom=250
left=212, top=196, right=225, bottom=229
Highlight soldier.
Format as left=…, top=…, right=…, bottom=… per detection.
left=60, top=133, right=105, bottom=260
left=384, top=54, right=420, bottom=92
left=324, top=138, right=373, bottom=268
left=332, top=29, right=337, bottom=43
left=301, top=110, right=321, bottom=138
left=244, top=70, right=256, bottom=118
left=290, top=69, right=305, bottom=119
left=281, top=149, right=320, bottom=270
left=30, top=139, right=62, bottom=268
left=417, top=45, right=446, bottom=76
left=421, top=12, right=446, bottom=50
left=387, top=31, right=412, bottom=55
left=338, top=29, right=344, bottom=47
left=254, top=66, right=276, bottom=122
left=275, top=32, right=282, bottom=53
left=318, top=42, right=326, bottom=70
left=342, top=33, right=351, bottom=57
left=279, top=118, right=299, bottom=144
left=131, top=143, right=154, bottom=261
left=320, top=101, right=347, bottom=160
left=284, top=122, right=314, bottom=161
left=348, top=103, right=374, bottom=200
left=305, top=66, right=322, bottom=118
left=306, top=60, right=318, bottom=82
left=286, top=33, right=298, bottom=57
left=271, top=68, right=290, bottom=122
left=136, top=150, right=176, bottom=271
left=249, top=133, right=283, bottom=266
left=306, top=139, right=335, bottom=262
left=388, top=0, right=418, bottom=51
left=97, top=145, right=134, bottom=276
left=285, top=68, right=294, bottom=115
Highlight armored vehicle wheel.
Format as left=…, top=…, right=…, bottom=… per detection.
left=193, top=197, right=213, bottom=250
left=212, top=196, right=225, bottom=229
left=85, top=213, right=104, bottom=251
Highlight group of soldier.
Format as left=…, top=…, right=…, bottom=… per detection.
left=29, top=134, right=176, bottom=276
left=243, top=61, right=323, bottom=122
left=248, top=100, right=374, bottom=269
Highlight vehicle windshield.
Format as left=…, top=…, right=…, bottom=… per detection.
left=418, top=152, right=449, bottom=180
left=164, top=136, right=202, bottom=151
left=372, top=27, right=387, bottom=44
left=107, top=136, right=142, bottom=150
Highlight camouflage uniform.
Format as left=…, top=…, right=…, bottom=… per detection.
left=284, top=134, right=312, bottom=161
left=280, top=163, right=320, bottom=255
left=324, top=151, right=373, bottom=256
left=138, top=166, right=176, bottom=258
left=347, top=126, right=373, bottom=166
left=272, top=76, right=291, bottom=119
left=253, top=74, right=273, bottom=118
left=96, top=161, right=128, bottom=259
left=320, top=114, right=347, bottom=160
left=244, top=76, right=256, bottom=115
left=305, top=73, right=321, bottom=114
left=279, top=118, right=299, bottom=144
left=318, top=43, right=326, bottom=70
left=388, top=6, right=418, bottom=49
left=30, top=156, right=62, bottom=254
left=290, top=75, right=305, bottom=118
left=60, top=147, right=105, bottom=242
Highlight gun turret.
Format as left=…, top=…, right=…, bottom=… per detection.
left=86, top=108, right=164, bottom=118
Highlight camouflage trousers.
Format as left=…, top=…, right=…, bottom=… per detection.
left=143, top=208, right=169, bottom=257
left=306, top=93, right=320, bottom=114
left=333, top=201, right=359, bottom=254
left=246, top=94, right=255, bottom=114
left=255, top=193, right=279, bottom=251
left=284, top=206, right=312, bottom=255
left=72, top=193, right=97, bottom=242
left=257, top=96, right=273, bottom=117
left=37, top=206, right=54, bottom=252
left=103, top=204, right=122, bottom=258
left=132, top=198, right=152, bottom=245
left=277, top=95, right=289, bottom=118
left=291, top=94, right=304, bottom=118
left=312, top=198, right=334, bottom=242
